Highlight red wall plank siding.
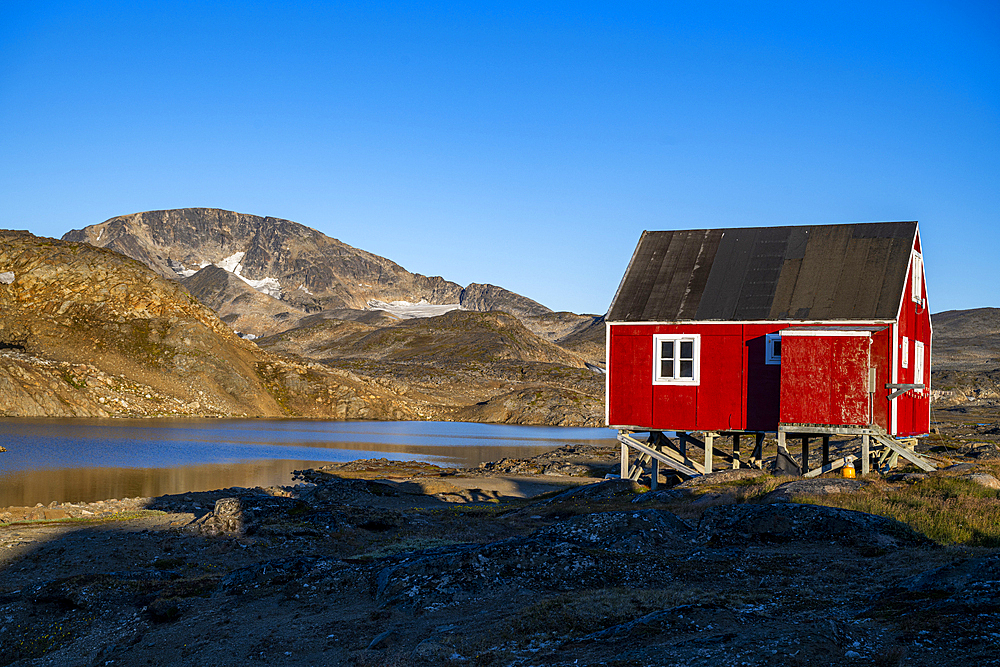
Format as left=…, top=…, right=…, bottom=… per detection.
left=781, top=334, right=871, bottom=427
left=652, top=384, right=697, bottom=429
left=608, top=321, right=904, bottom=433
left=892, top=234, right=931, bottom=436
left=647, top=324, right=743, bottom=431
left=744, top=324, right=782, bottom=431
left=694, top=331, right=745, bottom=430
left=872, top=328, right=890, bottom=431
left=608, top=327, right=653, bottom=427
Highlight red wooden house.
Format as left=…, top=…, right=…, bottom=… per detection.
left=606, top=222, right=933, bottom=479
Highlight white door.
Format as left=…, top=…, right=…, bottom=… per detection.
left=914, top=341, right=925, bottom=392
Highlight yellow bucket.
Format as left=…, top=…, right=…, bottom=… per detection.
left=842, top=465, right=856, bottom=479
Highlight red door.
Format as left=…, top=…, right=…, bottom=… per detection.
left=779, top=330, right=872, bottom=427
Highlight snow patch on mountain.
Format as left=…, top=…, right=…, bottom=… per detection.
left=199, top=251, right=284, bottom=299
left=217, top=252, right=245, bottom=274
left=367, top=299, right=462, bottom=319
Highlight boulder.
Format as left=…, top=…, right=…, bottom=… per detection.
left=695, top=503, right=929, bottom=549
left=197, top=494, right=308, bottom=537
left=632, top=489, right=692, bottom=504
left=677, top=469, right=770, bottom=487
left=530, top=509, right=693, bottom=553
left=897, top=553, right=1000, bottom=597
left=962, top=473, right=1000, bottom=490
left=546, top=479, right=644, bottom=503
left=763, top=479, right=865, bottom=502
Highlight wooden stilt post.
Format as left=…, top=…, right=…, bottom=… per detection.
left=704, top=432, right=714, bottom=474
left=800, top=436, right=809, bottom=476
left=822, top=436, right=830, bottom=467
left=678, top=432, right=687, bottom=459
left=753, top=432, right=765, bottom=469
left=861, top=434, right=870, bottom=475
left=775, top=430, right=799, bottom=475
left=651, top=457, right=659, bottom=490
left=732, top=433, right=742, bottom=469
left=621, top=440, right=629, bottom=479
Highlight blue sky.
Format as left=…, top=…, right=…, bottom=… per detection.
left=2, top=1, right=997, bottom=315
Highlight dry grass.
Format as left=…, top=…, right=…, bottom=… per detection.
left=796, top=470, right=1000, bottom=546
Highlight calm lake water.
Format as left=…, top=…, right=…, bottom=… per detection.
left=0, top=419, right=617, bottom=507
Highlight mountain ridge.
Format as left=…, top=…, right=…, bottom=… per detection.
left=62, top=208, right=552, bottom=328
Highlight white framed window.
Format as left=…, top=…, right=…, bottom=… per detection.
left=653, top=334, right=700, bottom=384
left=901, top=336, right=909, bottom=369
left=765, top=332, right=782, bottom=365
left=914, top=340, right=925, bottom=391
left=911, top=252, right=923, bottom=303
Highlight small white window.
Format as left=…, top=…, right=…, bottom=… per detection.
left=765, top=333, right=782, bottom=365
left=911, top=253, right=923, bottom=303
left=653, top=334, right=700, bottom=385
left=901, top=336, right=909, bottom=369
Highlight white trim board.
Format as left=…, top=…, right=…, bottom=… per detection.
left=607, top=319, right=895, bottom=327
left=780, top=330, right=873, bottom=338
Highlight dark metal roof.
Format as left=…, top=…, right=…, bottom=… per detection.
left=607, top=222, right=918, bottom=322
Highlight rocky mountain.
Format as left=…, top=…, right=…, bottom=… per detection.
left=0, top=230, right=431, bottom=420
left=0, top=230, right=602, bottom=425
left=62, top=208, right=552, bottom=333
left=180, top=265, right=307, bottom=338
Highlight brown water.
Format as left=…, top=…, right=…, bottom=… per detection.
left=0, top=418, right=616, bottom=507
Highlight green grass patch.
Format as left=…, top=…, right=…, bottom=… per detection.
left=795, top=475, right=1000, bottom=546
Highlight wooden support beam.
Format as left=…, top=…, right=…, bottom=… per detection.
left=651, top=457, right=659, bottom=490
left=870, top=433, right=936, bottom=472
left=627, top=452, right=650, bottom=481
left=617, top=432, right=701, bottom=478
left=752, top=432, right=765, bottom=469
left=822, top=436, right=830, bottom=467
left=800, top=436, right=809, bottom=476
left=774, top=430, right=800, bottom=476
left=652, top=434, right=707, bottom=474
left=732, top=434, right=742, bottom=470
left=621, top=441, right=629, bottom=479
left=704, top=433, right=714, bottom=475
left=861, top=434, right=870, bottom=475
left=677, top=431, right=736, bottom=465
left=876, top=443, right=898, bottom=472
left=803, top=455, right=858, bottom=479
left=678, top=432, right=703, bottom=448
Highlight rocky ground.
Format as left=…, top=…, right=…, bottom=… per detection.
left=2, top=416, right=1000, bottom=667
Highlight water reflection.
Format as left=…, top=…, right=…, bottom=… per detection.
left=0, top=418, right=616, bottom=507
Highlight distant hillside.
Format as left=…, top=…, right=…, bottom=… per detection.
left=930, top=308, right=1000, bottom=408
left=259, top=310, right=586, bottom=368
left=255, top=310, right=604, bottom=426
left=932, top=307, right=1000, bottom=371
